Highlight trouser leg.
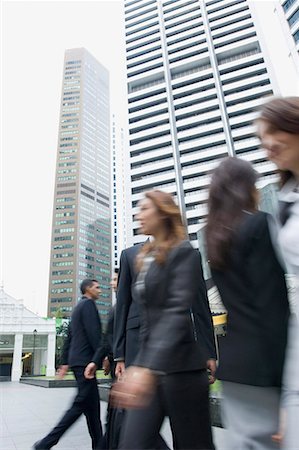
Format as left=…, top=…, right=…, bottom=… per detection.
left=221, top=381, right=280, bottom=450
left=36, top=366, right=102, bottom=449
left=119, top=384, right=165, bottom=450
left=163, top=370, right=214, bottom=450
left=282, top=389, right=299, bottom=450
left=83, top=376, right=103, bottom=449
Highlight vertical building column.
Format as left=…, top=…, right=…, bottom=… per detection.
left=157, top=1, right=187, bottom=226
left=46, top=333, right=56, bottom=377
left=199, top=0, right=235, bottom=157
left=11, top=333, right=23, bottom=381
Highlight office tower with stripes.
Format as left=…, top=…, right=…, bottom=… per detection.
left=124, top=0, right=279, bottom=247
left=276, top=0, right=299, bottom=74
left=48, top=48, right=111, bottom=324
left=111, top=116, right=128, bottom=274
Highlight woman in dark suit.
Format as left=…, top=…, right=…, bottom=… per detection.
left=206, top=157, right=290, bottom=450
left=256, top=96, right=299, bottom=449
left=112, top=190, right=216, bottom=450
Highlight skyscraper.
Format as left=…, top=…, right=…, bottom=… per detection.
left=276, top=0, right=299, bottom=74
left=124, top=0, right=279, bottom=247
left=111, top=116, right=128, bottom=274
left=48, top=48, right=111, bottom=324
left=111, top=116, right=119, bottom=271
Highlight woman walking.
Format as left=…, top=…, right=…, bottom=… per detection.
left=206, top=157, right=289, bottom=449
left=257, top=96, right=299, bottom=449
left=112, top=190, right=216, bottom=450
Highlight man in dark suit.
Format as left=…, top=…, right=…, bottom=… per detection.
left=33, top=279, right=105, bottom=450
left=113, top=245, right=142, bottom=376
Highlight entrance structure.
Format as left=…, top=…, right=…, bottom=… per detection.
left=0, top=288, right=56, bottom=381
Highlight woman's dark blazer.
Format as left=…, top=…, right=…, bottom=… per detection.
left=133, top=240, right=216, bottom=374
left=212, top=211, right=290, bottom=387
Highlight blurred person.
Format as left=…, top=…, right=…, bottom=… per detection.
left=113, top=244, right=169, bottom=449
left=206, top=157, right=290, bottom=450
left=113, top=245, right=143, bottom=378
left=33, top=279, right=105, bottom=450
left=94, top=270, right=118, bottom=450
left=102, top=268, right=119, bottom=377
left=110, top=267, right=119, bottom=296
left=257, top=97, right=299, bottom=449
left=112, top=190, right=216, bottom=450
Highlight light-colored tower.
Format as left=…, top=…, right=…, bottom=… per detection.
left=111, top=116, right=127, bottom=274
left=48, top=48, right=111, bottom=325
left=111, top=116, right=119, bottom=271
left=124, top=0, right=280, bottom=247
left=276, top=0, right=299, bottom=75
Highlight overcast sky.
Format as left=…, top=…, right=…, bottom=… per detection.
left=1, top=0, right=299, bottom=316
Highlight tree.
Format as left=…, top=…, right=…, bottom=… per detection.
left=54, top=308, right=70, bottom=368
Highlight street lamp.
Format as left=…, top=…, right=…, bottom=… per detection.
left=32, top=329, right=37, bottom=376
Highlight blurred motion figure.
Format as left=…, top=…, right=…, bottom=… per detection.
left=112, top=190, right=216, bottom=450
left=257, top=97, right=299, bottom=449
left=206, top=157, right=289, bottom=450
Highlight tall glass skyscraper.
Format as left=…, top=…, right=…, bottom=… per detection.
left=124, top=0, right=280, bottom=247
left=48, top=48, right=111, bottom=324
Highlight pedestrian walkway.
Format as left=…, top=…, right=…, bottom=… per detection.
left=0, top=382, right=227, bottom=450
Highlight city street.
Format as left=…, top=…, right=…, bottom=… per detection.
left=0, top=382, right=227, bottom=450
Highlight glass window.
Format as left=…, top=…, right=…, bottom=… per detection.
left=283, top=0, right=296, bottom=12
left=288, top=8, right=299, bottom=26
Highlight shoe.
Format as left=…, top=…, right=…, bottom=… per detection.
left=33, top=440, right=51, bottom=450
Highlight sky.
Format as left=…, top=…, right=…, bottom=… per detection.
left=1, top=0, right=299, bottom=316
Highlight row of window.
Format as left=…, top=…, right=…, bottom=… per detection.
left=283, top=0, right=296, bottom=12
left=50, top=298, right=72, bottom=303
left=52, top=270, right=73, bottom=276
left=53, top=253, right=74, bottom=259
left=53, top=244, right=74, bottom=251
left=288, top=7, right=299, bottom=26
left=54, top=228, right=75, bottom=235
left=52, top=278, right=73, bottom=284
left=52, top=261, right=74, bottom=267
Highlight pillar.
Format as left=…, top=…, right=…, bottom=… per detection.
left=11, top=333, right=23, bottom=381
left=46, top=333, right=56, bottom=376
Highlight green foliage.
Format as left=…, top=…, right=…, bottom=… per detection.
left=55, top=314, right=70, bottom=368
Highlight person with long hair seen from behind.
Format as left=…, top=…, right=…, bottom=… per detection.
left=257, top=97, right=299, bottom=449
left=206, top=157, right=289, bottom=450
left=111, top=190, right=216, bottom=450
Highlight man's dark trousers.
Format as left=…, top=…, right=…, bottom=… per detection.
left=36, top=367, right=102, bottom=450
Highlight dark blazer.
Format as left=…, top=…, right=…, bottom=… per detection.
left=113, top=244, right=142, bottom=365
left=62, top=296, right=104, bottom=368
left=134, top=240, right=216, bottom=373
left=106, top=306, right=115, bottom=359
left=212, top=211, right=290, bottom=387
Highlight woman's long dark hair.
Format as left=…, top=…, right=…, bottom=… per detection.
left=257, top=96, right=299, bottom=186
left=206, top=157, right=258, bottom=270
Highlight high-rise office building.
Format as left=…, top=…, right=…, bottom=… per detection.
left=276, top=0, right=299, bottom=74
left=111, top=116, right=119, bottom=271
left=124, top=0, right=279, bottom=247
left=48, top=48, right=111, bottom=324
left=111, top=116, right=128, bottom=274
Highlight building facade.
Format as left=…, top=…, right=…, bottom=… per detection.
left=111, top=116, right=119, bottom=271
left=276, top=0, right=299, bottom=75
left=124, top=0, right=280, bottom=247
left=111, top=115, right=128, bottom=275
left=0, top=288, right=56, bottom=381
left=48, top=48, right=111, bottom=325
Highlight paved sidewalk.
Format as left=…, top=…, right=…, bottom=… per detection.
left=0, top=382, right=227, bottom=450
